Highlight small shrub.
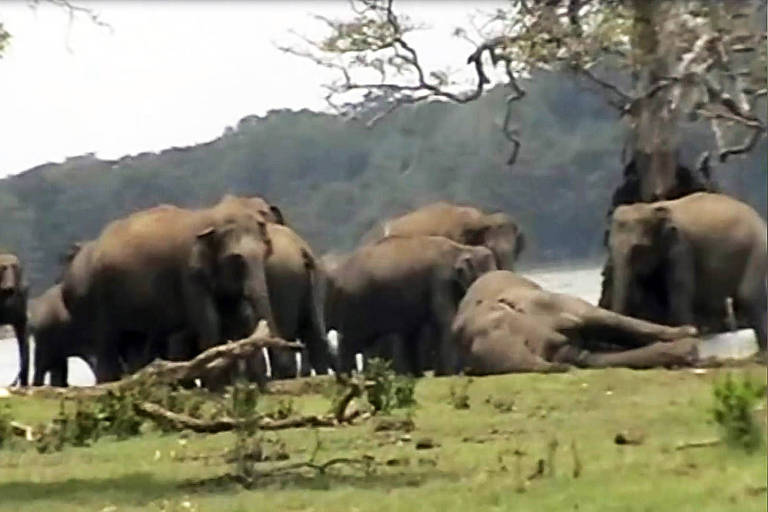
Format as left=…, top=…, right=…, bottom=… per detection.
left=228, top=379, right=262, bottom=480
left=268, top=398, right=296, bottom=420
left=363, top=358, right=417, bottom=414
left=449, top=376, right=473, bottom=410
left=69, top=399, right=100, bottom=446
left=96, top=390, right=144, bottom=440
left=712, top=372, right=766, bottom=453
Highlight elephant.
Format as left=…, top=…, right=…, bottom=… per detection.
left=0, top=253, right=29, bottom=386
left=61, top=195, right=280, bottom=385
left=29, top=283, right=95, bottom=387
left=360, top=201, right=525, bottom=270
left=329, top=235, right=498, bottom=376
left=260, top=223, right=333, bottom=379
left=597, top=156, right=717, bottom=319
left=451, top=271, right=701, bottom=375
left=608, top=192, right=767, bottom=352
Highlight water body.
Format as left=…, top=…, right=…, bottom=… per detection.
left=0, top=265, right=757, bottom=387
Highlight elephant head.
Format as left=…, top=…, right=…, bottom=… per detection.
left=189, top=219, right=277, bottom=344
left=608, top=203, right=676, bottom=315
left=218, top=194, right=285, bottom=225
left=0, top=253, right=24, bottom=300
left=454, top=246, right=498, bottom=295
left=466, top=213, right=525, bottom=270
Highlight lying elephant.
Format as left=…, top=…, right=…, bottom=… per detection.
left=329, top=235, right=497, bottom=376
left=360, top=201, right=524, bottom=270
left=608, top=192, right=767, bottom=352
left=451, top=271, right=700, bottom=375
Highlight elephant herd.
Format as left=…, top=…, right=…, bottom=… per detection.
left=2, top=190, right=766, bottom=388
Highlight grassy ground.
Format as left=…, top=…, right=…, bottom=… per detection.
left=1, top=365, right=766, bottom=512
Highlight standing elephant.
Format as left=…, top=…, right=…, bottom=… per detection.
left=263, top=223, right=333, bottom=379
left=61, top=195, right=279, bottom=385
left=0, top=253, right=28, bottom=386
left=29, top=283, right=95, bottom=387
left=330, top=235, right=497, bottom=376
left=452, top=271, right=701, bottom=375
left=608, top=192, right=767, bottom=352
left=360, top=201, right=525, bottom=270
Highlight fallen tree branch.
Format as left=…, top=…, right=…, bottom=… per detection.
left=674, top=438, right=721, bottom=451
left=10, top=323, right=304, bottom=398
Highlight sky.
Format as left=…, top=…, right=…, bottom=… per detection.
left=0, top=1, right=505, bottom=178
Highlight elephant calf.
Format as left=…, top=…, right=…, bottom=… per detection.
left=329, top=235, right=497, bottom=376
left=452, top=271, right=701, bottom=375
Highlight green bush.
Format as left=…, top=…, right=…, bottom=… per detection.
left=712, top=372, right=766, bottom=453
left=363, top=358, right=417, bottom=414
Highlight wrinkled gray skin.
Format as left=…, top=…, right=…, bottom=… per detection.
left=0, top=253, right=29, bottom=386
left=361, top=201, right=524, bottom=270
left=609, top=192, right=767, bottom=352
left=452, top=271, right=701, bottom=375
left=61, top=195, right=280, bottom=386
left=329, top=235, right=497, bottom=376
left=262, top=223, right=333, bottom=379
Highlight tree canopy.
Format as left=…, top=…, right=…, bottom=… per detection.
left=283, top=0, right=767, bottom=199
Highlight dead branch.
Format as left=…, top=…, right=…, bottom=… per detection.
left=9, top=324, right=304, bottom=398
left=132, top=401, right=340, bottom=433
left=674, top=438, right=721, bottom=450
left=10, top=420, right=35, bottom=441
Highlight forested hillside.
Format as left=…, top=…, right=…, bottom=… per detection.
left=1, top=72, right=765, bottom=294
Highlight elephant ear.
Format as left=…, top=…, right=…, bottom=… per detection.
left=256, top=220, right=273, bottom=258
left=464, top=225, right=489, bottom=246
left=515, top=230, right=526, bottom=259
left=653, top=206, right=680, bottom=246
left=453, top=254, right=478, bottom=292
left=189, top=227, right=219, bottom=282
left=269, top=205, right=286, bottom=225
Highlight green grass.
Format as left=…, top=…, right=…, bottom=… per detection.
left=1, top=366, right=766, bottom=512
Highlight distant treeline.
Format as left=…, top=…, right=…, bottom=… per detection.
left=1, top=72, right=765, bottom=294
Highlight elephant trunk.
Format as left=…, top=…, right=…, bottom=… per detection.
left=245, top=262, right=279, bottom=340
left=305, top=251, right=334, bottom=374
left=611, top=255, right=631, bottom=316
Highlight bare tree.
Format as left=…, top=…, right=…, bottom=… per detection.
left=0, top=0, right=108, bottom=58
left=282, top=0, right=766, bottom=200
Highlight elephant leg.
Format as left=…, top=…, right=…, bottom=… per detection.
left=12, top=321, right=29, bottom=387
left=431, top=280, right=462, bottom=376
left=399, top=328, right=425, bottom=377
left=574, top=298, right=697, bottom=347
left=665, top=242, right=696, bottom=327
left=268, top=347, right=299, bottom=380
left=569, top=337, right=699, bottom=369
left=50, top=358, right=68, bottom=388
left=738, top=286, right=768, bottom=353
left=32, top=337, right=49, bottom=386
left=336, top=331, right=359, bottom=375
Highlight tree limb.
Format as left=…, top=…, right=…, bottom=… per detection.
left=9, top=323, right=304, bottom=398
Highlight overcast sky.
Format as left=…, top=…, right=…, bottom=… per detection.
left=0, top=1, right=505, bottom=177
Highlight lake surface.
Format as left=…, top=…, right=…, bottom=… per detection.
left=0, top=265, right=757, bottom=387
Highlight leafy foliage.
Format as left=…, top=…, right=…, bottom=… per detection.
left=363, top=357, right=416, bottom=414
left=448, top=376, right=473, bottom=410
left=711, top=372, right=766, bottom=453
